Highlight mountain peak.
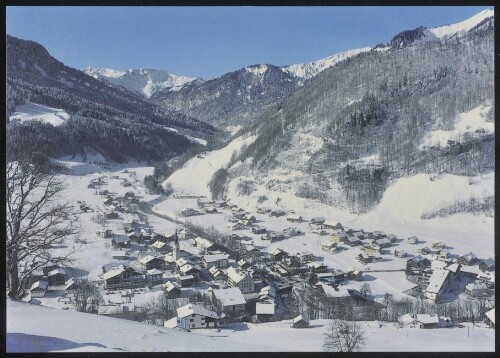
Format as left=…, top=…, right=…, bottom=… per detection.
left=429, top=9, right=494, bottom=39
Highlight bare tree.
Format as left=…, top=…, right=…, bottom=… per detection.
left=323, top=319, right=365, bottom=352
left=360, top=283, right=372, bottom=299
left=6, top=130, right=78, bottom=299
left=72, top=281, right=103, bottom=313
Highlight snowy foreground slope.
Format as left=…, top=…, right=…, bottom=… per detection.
left=7, top=300, right=494, bottom=352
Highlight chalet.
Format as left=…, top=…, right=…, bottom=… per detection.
left=437, top=249, right=450, bottom=261
left=208, top=266, right=225, bottom=281
left=202, top=254, right=230, bottom=269
left=406, top=255, right=431, bottom=276
left=210, top=287, right=247, bottom=316
left=271, top=248, right=288, bottom=261
left=146, top=268, right=164, bottom=284
left=287, top=215, right=302, bottom=223
left=195, top=237, right=215, bottom=252
left=204, top=206, right=218, bottom=214
left=30, top=280, right=48, bottom=298
left=307, top=262, right=328, bottom=273
left=314, top=283, right=352, bottom=308
left=386, top=234, right=397, bottom=243
left=323, top=221, right=343, bottom=230
left=152, top=233, right=167, bottom=243
left=243, top=214, right=257, bottom=223
left=347, top=268, right=363, bottom=281
left=63, top=278, right=77, bottom=293
left=259, top=286, right=277, bottom=301
left=163, top=281, right=182, bottom=298
left=479, top=258, right=495, bottom=272
left=465, top=282, right=489, bottom=297
left=181, top=208, right=200, bottom=217
left=175, top=304, right=219, bottom=330
left=418, top=247, right=432, bottom=255
left=356, top=253, right=382, bottom=265
left=425, top=268, right=457, bottom=301
left=351, top=231, right=365, bottom=240
left=227, top=267, right=255, bottom=293
left=393, top=249, right=407, bottom=258
left=309, top=217, right=325, bottom=225
left=416, top=314, right=440, bottom=329
left=322, top=241, right=338, bottom=252
left=269, top=209, right=285, bottom=217
left=257, top=207, right=272, bottom=214
left=397, top=313, right=421, bottom=329
left=330, top=231, right=347, bottom=243
left=179, top=264, right=200, bottom=279
left=127, top=233, right=139, bottom=243
left=252, top=226, right=267, bottom=234
left=97, top=229, right=113, bottom=238
left=457, top=252, right=477, bottom=266
left=177, top=274, right=195, bottom=288
left=255, top=301, right=275, bottom=322
left=238, top=259, right=250, bottom=270
left=484, top=308, right=495, bottom=328
left=362, top=244, right=381, bottom=254
left=311, top=228, right=327, bottom=236
left=291, top=314, right=310, bottom=328
left=283, top=227, right=301, bottom=237
left=112, top=250, right=129, bottom=260
left=47, top=268, right=66, bottom=286
left=101, top=265, right=144, bottom=290
left=432, top=241, right=446, bottom=250
left=331, top=269, right=347, bottom=283
left=346, top=236, right=361, bottom=246
left=477, top=272, right=495, bottom=289
left=373, top=237, right=391, bottom=248
left=227, top=222, right=243, bottom=231
left=138, top=255, right=163, bottom=270
left=263, top=231, right=285, bottom=241
left=296, top=251, right=315, bottom=263
left=151, top=240, right=169, bottom=253
left=106, top=211, right=119, bottom=219
left=406, top=236, right=419, bottom=245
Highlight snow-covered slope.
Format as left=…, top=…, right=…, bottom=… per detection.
left=430, top=9, right=494, bottom=39
left=282, top=47, right=372, bottom=80
left=9, top=102, right=71, bottom=126
left=84, top=67, right=202, bottom=98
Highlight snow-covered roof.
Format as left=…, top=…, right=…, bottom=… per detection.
left=375, top=238, right=391, bottom=245
left=163, top=281, right=181, bottom=292
left=416, top=314, right=440, bottom=325
left=195, top=236, right=214, bottom=248
left=163, top=316, right=178, bottom=329
left=226, top=266, right=248, bottom=284
left=101, top=265, right=142, bottom=280
left=179, top=264, right=198, bottom=274
left=485, top=308, right=495, bottom=324
left=292, top=313, right=309, bottom=323
left=398, top=313, right=417, bottom=326
left=431, top=260, right=447, bottom=270
left=147, top=268, right=163, bottom=275
left=256, top=301, right=275, bottom=315
left=270, top=248, right=285, bottom=256
left=139, top=255, right=160, bottom=265
left=113, top=236, right=129, bottom=244
left=426, top=269, right=450, bottom=294
left=152, top=241, right=167, bottom=249
left=323, top=221, right=341, bottom=227
left=461, top=252, right=477, bottom=260
left=446, top=263, right=460, bottom=273
left=287, top=215, right=302, bottom=220
left=465, top=282, right=488, bottom=291
left=177, top=303, right=217, bottom=319
left=311, top=217, right=325, bottom=223
left=259, top=285, right=276, bottom=298
left=315, top=282, right=350, bottom=298
left=31, top=280, right=48, bottom=291
left=98, top=305, right=123, bottom=315
left=48, top=268, right=66, bottom=276
left=203, top=253, right=229, bottom=263
left=212, top=287, right=246, bottom=306
left=481, top=258, right=495, bottom=267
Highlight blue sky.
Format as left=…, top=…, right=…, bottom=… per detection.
left=6, top=6, right=493, bottom=78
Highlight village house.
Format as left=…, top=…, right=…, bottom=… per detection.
left=98, top=305, right=127, bottom=318
left=105, top=211, right=119, bottom=219
left=323, top=221, right=343, bottom=230
left=457, top=252, right=477, bottom=266
left=112, top=236, right=130, bottom=248
left=269, top=209, right=286, bottom=217
left=250, top=226, right=266, bottom=235
left=347, top=268, right=363, bottom=281
left=479, top=258, right=495, bottom=272
left=100, top=265, right=144, bottom=290
left=208, top=266, right=225, bottom=281
left=283, top=227, right=301, bottom=237
left=47, top=268, right=67, bottom=286
left=484, top=308, right=495, bottom=328
left=96, top=229, right=113, bottom=238
left=362, top=244, right=381, bottom=254
left=310, top=217, right=326, bottom=225
left=203, top=206, right=218, bottom=214
left=146, top=268, right=164, bottom=284
left=331, top=269, right=347, bottom=283
left=226, top=266, right=255, bottom=293
left=330, top=230, right=347, bottom=243
left=227, top=222, right=243, bottom=231
left=112, top=250, right=129, bottom=260
left=307, top=262, right=328, bottom=274
left=291, top=313, right=310, bottom=328
left=176, top=274, right=195, bottom=288
left=311, top=228, right=327, bottom=236
left=418, top=246, right=432, bottom=255
left=138, top=255, right=163, bottom=270
left=163, top=281, right=181, bottom=298
left=346, top=236, right=361, bottom=246
left=171, top=303, right=219, bottom=330
left=477, top=272, right=495, bottom=289
left=263, top=231, right=285, bottom=241
left=373, top=237, right=391, bottom=249
left=432, top=241, right=446, bottom=250
left=393, top=249, right=408, bottom=258
left=465, top=282, right=489, bottom=297
left=202, top=253, right=230, bottom=269
left=179, top=264, right=201, bottom=280
left=406, top=255, right=431, bottom=276
left=271, top=248, right=288, bottom=261
left=425, top=268, right=458, bottom=301
left=30, top=280, right=48, bottom=298
left=286, top=214, right=302, bottom=223
left=255, top=301, right=275, bottom=323
left=356, top=253, right=382, bottom=265
left=406, top=235, right=419, bottom=245
left=397, top=313, right=441, bottom=329
left=180, top=208, right=200, bottom=217
left=210, top=287, right=247, bottom=316
left=194, top=236, right=215, bottom=252
left=322, top=241, right=338, bottom=252
left=151, top=240, right=169, bottom=253
left=63, top=278, right=77, bottom=294
left=257, top=207, right=272, bottom=214
left=437, top=249, right=451, bottom=261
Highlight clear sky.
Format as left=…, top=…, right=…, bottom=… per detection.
left=6, top=6, right=494, bottom=79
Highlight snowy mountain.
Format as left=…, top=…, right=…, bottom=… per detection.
left=430, top=9, right=494, bottom=38
left=84, top=67, right=203, bottom=98
left=6, top=35, right=217, bottom=162
left=218, top=12, right=494, bottom=215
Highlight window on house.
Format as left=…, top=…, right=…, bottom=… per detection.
left=190, top=319, right=194, bottom=322
left=192, top=324, right=195, bottom=328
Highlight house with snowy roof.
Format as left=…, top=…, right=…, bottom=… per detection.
left=226, top=266, right=255, bottom=293
left=406, top=235, right=419, bottom=245
left=30, top=280, right=48, bottom=298
left=425, top=268, right=457, bottom=301
left=47, top=268, right=66, bottom=286
left=286, top=215, right=302, bottom=223
left=323, top=221, right=343, bottom=230
left=479, top=258, right=495, bottom=272
left=100, top=265, right=144, bottom=290
left=291, top=313, right=310, bottom=328
left=169, top=303, right=219, bottom=330
left=210, top=287, right=247, bottom=316
left=138, top=255, right=163, bottom=270
left=163, top=281, right=181, bottom=298
left=202, top=253, right=229, bottom=269
left=255, top=301, right=275, bottom=322
left=484, top=308, right=495, bottom=328
left=146, top=268, right=164, bottom=284
left=457, top=252, right=478, bottom=266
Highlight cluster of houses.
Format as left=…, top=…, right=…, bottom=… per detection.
left=29, top=264, right=78, bottom=298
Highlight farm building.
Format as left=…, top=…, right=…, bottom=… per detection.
left=30, top=280, right=48, bottom=298
left=210, top=287, right=247, bottom=316
left=291, top=314, right=310, bottom=328
left=286, top=215, right=302, bottom=223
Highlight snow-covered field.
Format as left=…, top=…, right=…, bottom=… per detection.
left=7, top=300, right=494, bottom=352
left=9, top=102, right=72, bottom=126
